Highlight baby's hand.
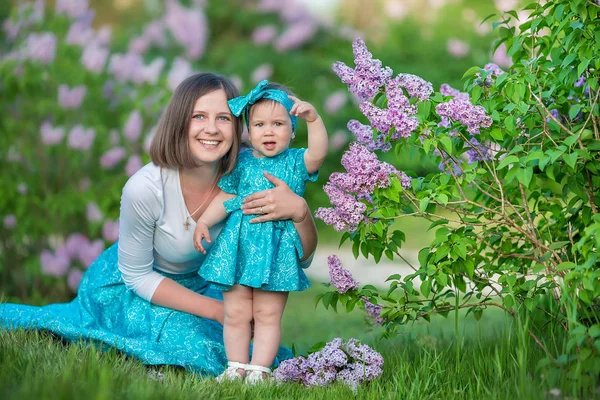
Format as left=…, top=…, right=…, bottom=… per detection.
left=289, top=96, right=319, bottom=123
left=193, top=220, right=211, bottom=254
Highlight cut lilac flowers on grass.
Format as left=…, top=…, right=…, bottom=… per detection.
left=273, top=337, right=384, bottom=392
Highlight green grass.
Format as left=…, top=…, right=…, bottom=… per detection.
left=0, top=287, right=594, bottom=399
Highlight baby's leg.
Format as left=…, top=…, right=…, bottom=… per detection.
left=222, top=284, right=253, bottom=373
left=249, top=289, right=289, bottom=368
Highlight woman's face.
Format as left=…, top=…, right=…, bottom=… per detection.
left=188, top=89, right=235, bottom=166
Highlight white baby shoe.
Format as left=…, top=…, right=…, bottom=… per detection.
left=244, top=364, right=273, bottom=385
left=216, top=361, right=247, bottom=383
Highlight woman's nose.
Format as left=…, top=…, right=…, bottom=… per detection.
left=204, top=118, right=218, bottom=134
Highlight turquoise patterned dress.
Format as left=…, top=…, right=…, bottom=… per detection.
left=200, top=148, right=317, bottom=292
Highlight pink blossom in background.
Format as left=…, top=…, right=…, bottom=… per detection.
left=108, top=52, right=144, bottom=83
left=494, top=0, right=519, bottom=11
left=3, top=20, right=20, bottom=41
left=55, top=0, right=89, bottom=19
left=40, top=121, right=65, bottom=145
left=3, top=215, right=17, bottom=229
left=67, top=125, right=95, bottom=150
left=58, top=85, right=87, bottom=109
left=329, top=130, right=348, bottom=151
left=40, top=249, right=70, bottom=277
left=95, top=25, right=112, bottom=46
left=67, top=269, right=83, bottom=292
left=447, top=39, right=470, bottom=58
left=462, top=8, right=477, bottom=22
left=229, top=75, right=243, bottom=92
left=135, top=57, right=165, bottom=86
left=475, top=22, right=491, bottom=36
left=164, top=0, right=208, bottom=59
left=17, top=183, right=27, bottom=195
left=385, top=1, right=408, bottom=20
left=66, top=20, right=94, bottom=46
left=252, top=25, right=277, bottom=45
left=78, top=178, right=91, bottom=191
left=142, top=21, right=167, bottom=47
left=251, top=63, right=273, bottom=84
left=280, top=4, right=311, bottom=24
left=102, top=220, right=119, bottom=243
left=100, top=147, right=127, bottom=169
left=167, top=57, right=193, bottom=91
left=25, top=32, right=57, bottom=64
left=86, top=202, right=103, bottom=222
left=325, top=90, right=348, bottom=114
left=128, top=36, right=149, bottom=54
left=79, top=239, right=104, bottom=268
left=82, top=44, right=109, bottom=73
left=125, top=154, right=143, bottom=177
left=124, top=111, right=143, bottom=142
left=65, top=233, right=89, bottom=259
left=492, top=43, right=512, bottom=68
left=275, top=21, right=316, bottom=52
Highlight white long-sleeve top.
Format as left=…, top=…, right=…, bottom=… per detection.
left=118, top=163, right=313, bottom=302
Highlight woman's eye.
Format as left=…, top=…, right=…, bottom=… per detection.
left=218, top=116, right=231, bottom=121
left=193, top=114, right=205, bottom=119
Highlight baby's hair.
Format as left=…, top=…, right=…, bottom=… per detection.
left=248, top=82, right=296, bottom=131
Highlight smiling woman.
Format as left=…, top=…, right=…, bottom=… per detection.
left=0, top=72, right=319, bottom=378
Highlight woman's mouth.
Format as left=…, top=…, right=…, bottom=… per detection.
left=198, top=139, right=220, bottom=148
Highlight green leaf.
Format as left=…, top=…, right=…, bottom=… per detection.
left=497, top=155, right=519, bottom=170
left=516, top=167, right=533, bottom=187
left=561, top=53, right=577, bottom=68
left=473, top=308, right=483, bottom=321
left=462, top=66, right=481, bottom=79
left=421, top=279, right=431, bottom=298
left=428, top=219, right=449, bottom=231
left=503, top=294, right=515, bottom=309
left=454, top=243, right=467, bottom=260
left=464, top=260, right=474, bottom=279
left=308, top=341, right=327, bottom=353
left=420, top=198, right=430, bottom=213
left=569, top=104, right=582, bottom=120
left=577, top=58, right=590, bottom=77
left=440, top=136, right=453, bottom=153
left=563, top=153, right=578, bottom=170
left=557, top=261, right=576, bottom=271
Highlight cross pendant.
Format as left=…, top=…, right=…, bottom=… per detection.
left=184, top=218, right=190, bottom=231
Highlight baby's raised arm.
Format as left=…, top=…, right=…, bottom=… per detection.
left=289, top=96, right=328, bottom=174
left=193, top=191, right=235, bottom=254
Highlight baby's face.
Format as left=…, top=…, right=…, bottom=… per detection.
left=248, top=101, right=293, bottom=158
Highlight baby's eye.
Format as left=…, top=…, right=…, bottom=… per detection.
left=255, top=123, right=263, bottom=127
left=275, top=122, right=283, bottom=126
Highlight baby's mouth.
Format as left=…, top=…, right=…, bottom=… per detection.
left=263, top=141, right=276, bottom=150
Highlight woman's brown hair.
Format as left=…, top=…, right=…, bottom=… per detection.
left=150, top=73, right=242, bottom=173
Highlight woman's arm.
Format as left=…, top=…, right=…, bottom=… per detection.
left=118, top=171, right=224, bottom=323
left=240, top=171, right=318, bottom=261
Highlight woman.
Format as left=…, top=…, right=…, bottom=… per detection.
left=0, top=73, right=318, bottom=376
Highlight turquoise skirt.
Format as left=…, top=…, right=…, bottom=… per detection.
left=0, top=243, right=292, bottom=376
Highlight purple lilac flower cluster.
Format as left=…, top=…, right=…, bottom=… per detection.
left=273, top=337, right=384, bottom=392
left=436, top=98, right=492, bottom=135
left=362, top=298, right=384, bottom=325
left=347, top=120, right=391, bottom=152
left=440, top=83, right=469, bottom=100
left=465, top=137, right=492, bottom=164
left=477, top=63, right=504, bottom=87
left=327, top=254, right=359, bottom=293
left=332, top=38, right=393, bottom=101
left=316, top=143, right=406, bottom=232
left=359, top=80, right=419, bottom=138
left=392, top=73, right=433, bottom=102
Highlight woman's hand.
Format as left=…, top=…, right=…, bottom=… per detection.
left=241, top=171, right=308, bottom=223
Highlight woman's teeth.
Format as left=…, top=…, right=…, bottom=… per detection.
left=199, top=140, right=219, bottom=146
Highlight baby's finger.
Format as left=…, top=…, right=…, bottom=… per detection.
left=288, top=95, right=300, bottom=103
left=204, top=231, right=211, bottom=243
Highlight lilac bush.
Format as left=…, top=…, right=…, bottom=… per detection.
left=273, top=337, right=383, bottom=391
left=316, top=0, right=600, bottom=387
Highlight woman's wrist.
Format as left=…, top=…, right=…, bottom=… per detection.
left=292, top=201, right=310, bottom=223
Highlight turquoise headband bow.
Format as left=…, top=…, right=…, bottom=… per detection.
left=227, top=80, right=298, bottom=132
